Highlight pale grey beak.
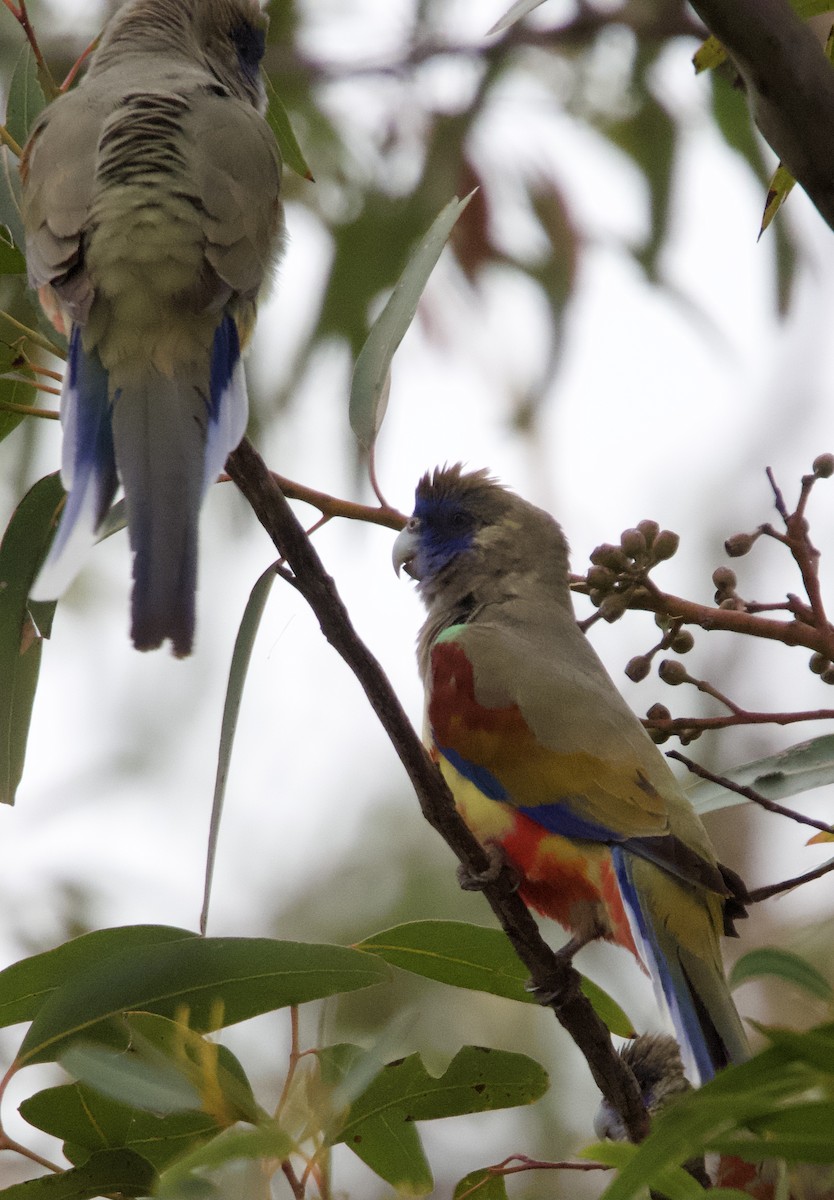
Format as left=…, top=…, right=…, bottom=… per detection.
left=392, top=525, right=420, bottom=578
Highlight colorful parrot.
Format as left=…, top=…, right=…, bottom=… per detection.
left=21, top=0, right=285, bottom=656
left=393, top=465, right=749, bottom=1084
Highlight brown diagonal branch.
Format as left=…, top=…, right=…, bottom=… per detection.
left=225, top=437, right=649, bottom=1144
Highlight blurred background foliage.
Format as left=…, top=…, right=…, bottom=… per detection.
left=3, top=0, right=834, bottom=1196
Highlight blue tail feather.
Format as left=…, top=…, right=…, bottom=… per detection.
left=612, top=847, right=747, bottom=1084
left=204, top=314, right=248, bottom=495
left=30, top=327, right=118, bottom=602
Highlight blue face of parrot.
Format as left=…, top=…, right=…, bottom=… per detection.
left=394, top=492, right=481, bottom=581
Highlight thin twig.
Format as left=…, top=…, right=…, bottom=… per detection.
left=748, top=858, right=834, bottom=903
left=668, top=751, right=833, bottom=835
left=281, top=1160, right=305, bottom=1200
left=218, top=470, right=407, bottom=531
left=0, top=398, right=59, bottom=418
left=645, top=707, right=834, bottom=733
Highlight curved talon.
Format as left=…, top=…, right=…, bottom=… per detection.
left=525, top=931, right=602, bottom=1005
left=457, top=843, right=518, bottom=892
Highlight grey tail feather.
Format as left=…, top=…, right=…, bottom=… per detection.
left=111, top=375, right=207, bottom=657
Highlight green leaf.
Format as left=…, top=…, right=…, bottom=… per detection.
left=0, top=1148, right=156, bottom=1199
left=0, top=472, right=64, bottom=804
left=349, top=192, right=474, bottom=451
left=692, top=35, right=727, bottom=73
left=730, top=948, right=833, bottom=1002
left=20, top=1081, right=226, bottom=1170
left=0, top=924, right=196, bottom=1029
left=589, top=1141, right=711, bottom=1199
left=760, top=163, right=796, bottom=237
left=60, top=1012, right=261, bottom=1123
left=156, top=1124, right=295, bottom=1197
left=4, top=43, right=46, bottom=148
left=356, top=920, right=634, bottom=1036
left=487, top=0, right=549, bottom=36
left=325, top=1043, right=548, bottom=1194
left=201, top=564, right=277, bottom=933
left=265, top=77, right=312, bottom=180
left=17, top=937, right=389, bottom=1065
left=687, top=734, right=834, bottom=814
left=0, top=229, right=25, bottom=273
left=757, top=1023, right=834, bottom=1072
left=322, top=1044, right=431, bottom=1194
left=0, top=146, right=25, bottom=250
left=453, top=1169, right=509, bottom=1199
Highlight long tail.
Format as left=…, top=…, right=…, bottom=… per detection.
left=613, top=848, right=749, bottom=1083
left=113, top=315, right=248, bottom=657
left=32, top=316, right=247, bottom=657
left=30, top=326, right=118, bottom=602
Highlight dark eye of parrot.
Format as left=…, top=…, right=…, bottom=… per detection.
left=230, top=21, right=266, bottom=73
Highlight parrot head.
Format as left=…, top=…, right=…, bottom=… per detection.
left=95, top=0, right=271, bottom=111
left=393, top=464, right=572, bottom=615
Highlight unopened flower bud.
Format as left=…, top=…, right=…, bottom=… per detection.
left=652, top=530, right=680, bottom=562
left=813, top=453, right=834, bottom=479
left=724, top=532, right=758, bottom=558
left=587, top=565, right=615, bottom=591
left=679, top=728, right=702, bottom=746
left=671, top=629, right=694, bottom=654
left=719, top=597, right=746, bottom=610
left=649, top=729, right=670, bottom=744
left=621, top=528, right=647, bottom=559
left=599, top=594, right=628, bottom=622
left=646, top=703, right=671, bottom=722
left=658, top=659, right=688, bottom=686
left=712, top=566, right=737, bottom=590
left=821, top=666, right=834, bottom=685
left=809, top=652, right=829, bottom=676
left=625, top=655, right=651, bottom=682
left=590, top=543, right=629, bottom=572
left=637, top=519, right=660, bottom=545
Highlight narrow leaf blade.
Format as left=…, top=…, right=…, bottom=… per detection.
left=349, top=192, right=474, bottom=450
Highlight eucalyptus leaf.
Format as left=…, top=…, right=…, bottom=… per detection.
left=356, top=920, right=634, bottom=1036
left=730, top=948, right=833, bottom=1002
left=349, top=191, right=474, bottom=451
left=20, top=1081, right=224, bottom=1170
left=487, top=0, right=549, bottom=36
left=156, top=1125, right=294, bottom=1197
left=0, top=472, right=64, bottom=804
left=0, top=1148, right=155, bottom=1199
left=17, top=937, right=388, bottom=1065
left=4, top=43, right=45, bottom=149
left=0, top=924, right=196, bottom=1028
left=686, top=735, right=834, bottom=815
left=202, top=564, right=277, bottom=933
left=324, top=1042, right=548, bottom=1193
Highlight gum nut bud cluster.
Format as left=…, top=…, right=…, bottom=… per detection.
left=813, top=452, right=834, bottom=478
left=588, top=521, right=679, bottom=613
